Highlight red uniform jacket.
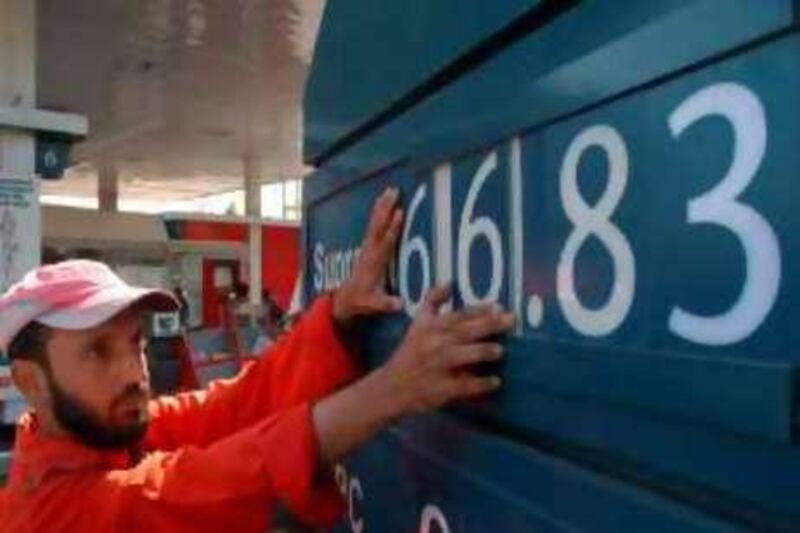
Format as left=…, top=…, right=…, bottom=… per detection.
left=0, top=295, right=358, bottom=532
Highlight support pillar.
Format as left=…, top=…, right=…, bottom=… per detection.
left=0, top=0, right=39, bottom=292
left=98, top=160, right=119, bottom=212
left=244, top=150, right=262, bottom=323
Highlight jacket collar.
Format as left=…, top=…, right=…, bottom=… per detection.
left=9, top=412, right=130, bottom=492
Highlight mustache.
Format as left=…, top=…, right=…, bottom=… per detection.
left=110, top=383, right=150, bottom=410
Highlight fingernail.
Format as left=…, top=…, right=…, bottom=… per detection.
left=491, top=377, right=502, bottom=388
left=492, top=344, right=503, bottom=357
left=503, top=313, right=516, bottom=327
left=491, top=303, right=503, bottom=314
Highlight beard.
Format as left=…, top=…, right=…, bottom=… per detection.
left=45, top=372, right=150, bottom=450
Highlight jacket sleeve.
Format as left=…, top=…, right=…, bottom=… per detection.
left=101, top=404, right=345, bottom=530
left=143, top=294, right=360, bottom=451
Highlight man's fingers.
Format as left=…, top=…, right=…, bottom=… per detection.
left=365, top=188, right=399, bottom=243
left=372, top=294, right=404, bottom=313
left=452, top=310, right=515, bottom=342
left=442, top=343, right=503, bottom=369
left=437, top=303, right=500, bottom=328
left=449, top=375, right=502, bottom=400
left=378, top=208, right=404, bottom=255
left=377, top=189, right=400, bottom=236
left=421, top=285, right=453, bottom=315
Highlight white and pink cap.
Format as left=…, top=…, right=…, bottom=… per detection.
left=0, top=259, right=178, bottom=353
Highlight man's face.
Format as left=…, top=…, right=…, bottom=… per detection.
left=42, top=308, right=151, bottom=449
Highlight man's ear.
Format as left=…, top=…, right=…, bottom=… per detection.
left=11, top=360, right=50, bottom=407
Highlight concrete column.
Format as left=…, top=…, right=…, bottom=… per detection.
left=98, top=160, right=119, bottom=212
left=0, top=0, right=40, bottom=292
left=243, top=150, right=262, bottom=322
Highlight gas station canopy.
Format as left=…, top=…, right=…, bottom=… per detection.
left=36, top=0, right=325, bottom=204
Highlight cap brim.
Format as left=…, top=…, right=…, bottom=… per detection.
left=38, top=287, right=178, bottom=331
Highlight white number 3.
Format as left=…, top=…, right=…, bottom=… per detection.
left=668, top=82, right=781, bottom=346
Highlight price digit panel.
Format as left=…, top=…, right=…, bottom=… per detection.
left=309, top=36, right=800, bottom=360
left=304, top=24, right=800, bottom=533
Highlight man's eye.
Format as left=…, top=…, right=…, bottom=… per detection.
left=86, top=339, right=112, bottom=360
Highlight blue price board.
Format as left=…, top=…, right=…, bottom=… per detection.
left=309, top=34, right=800, bottom=360
left=305, top=0, right=544, bottom=162
left=331, top=416, right=735, bottom=532
left=304, top=9, right=800, bottom=533
left=306, top=0, right=796, bottom=175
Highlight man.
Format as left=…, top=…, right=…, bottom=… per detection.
left=172, top=285, right=190, bottom=328
left=250, top=289, right=285, bottom=355
left=0, top=189, right=514, bottom=532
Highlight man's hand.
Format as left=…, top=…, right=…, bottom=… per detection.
left=313, top=286, right=515, bottom=464
left=380, top=285, right=514, bottom=414
left=332, top=188, right=404, bottom=326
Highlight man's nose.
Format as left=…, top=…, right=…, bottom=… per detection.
left=116, top=347, right=148, bottom=386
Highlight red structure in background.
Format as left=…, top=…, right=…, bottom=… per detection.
left=177, top=219, right=300, bottom=328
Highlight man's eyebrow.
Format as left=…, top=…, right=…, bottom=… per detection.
left=113, top=318, right=145, bottom=341
left=84, top=320, right=120, bottom=348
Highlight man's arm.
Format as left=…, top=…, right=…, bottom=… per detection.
left=83, top=404, right=345, bottom=531
left=144, top=293, right=357, bottom=451
left=145, top=188, right=405, bottom=451
left=313, top=286, right=513, bottom=464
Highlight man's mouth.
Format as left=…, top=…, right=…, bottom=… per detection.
left=113, top=395, right=148, bottom=422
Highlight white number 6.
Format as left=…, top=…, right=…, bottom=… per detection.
left=457, top=151, right=505, bottom=305
left=419, top=504, right=451, bottom=533
left=399, top=184, right=432, bottom=316
left=668, top=82, right=781, bottom=346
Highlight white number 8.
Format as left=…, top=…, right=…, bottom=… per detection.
left=557, top=125, right=636, bottom=336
